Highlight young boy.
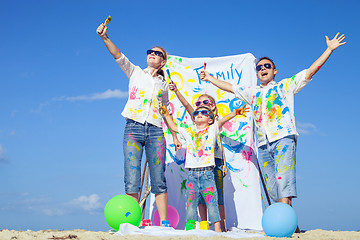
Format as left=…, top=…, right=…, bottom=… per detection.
left=160, top=102, right=248, bottom=232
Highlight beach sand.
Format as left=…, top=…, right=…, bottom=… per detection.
left=1, top=229, right=359, bottom=240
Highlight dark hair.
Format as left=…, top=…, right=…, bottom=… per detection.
left=256, top=56, right=276, bottom=69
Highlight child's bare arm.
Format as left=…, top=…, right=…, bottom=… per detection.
left=217, top=105, right=250, bottom=129
left=169, top=82, right=195, bottom=117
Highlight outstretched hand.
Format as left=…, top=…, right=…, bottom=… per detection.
left=326, top=32, right=346, bottom=51
left=235, top=105, right=250, bottom=116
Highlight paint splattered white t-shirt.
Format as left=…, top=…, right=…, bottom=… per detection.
left=233, top=70, right=311, bottom=146
left=116, top=54, right=171, bottom=128
left=178, top=122, right=220, bottom=169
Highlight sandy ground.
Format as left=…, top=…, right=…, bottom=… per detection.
left=1, top=229, right=360, bottom=240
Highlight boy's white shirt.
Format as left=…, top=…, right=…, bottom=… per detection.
left=178, top=122, right=221, bottom=169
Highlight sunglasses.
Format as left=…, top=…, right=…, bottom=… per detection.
left=256, top=63, right=272, bottom=72
left=147, top=49, right=164, bottom=58
left=192, top=110, right=213, bottom=119
left=195, top=99, right=213, bottom=107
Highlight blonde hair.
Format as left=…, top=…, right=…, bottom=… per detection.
left=152, top=46, right=168, bottom=79
left=197, top=94, right=219, bottom=120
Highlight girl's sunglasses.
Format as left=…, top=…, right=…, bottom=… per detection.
left=147, top=49, right=164, bottom=58
left=195, top=99, right=213, bottom=107
left=256, top=63, right=272, bottom=72
left=192, top=110, right=213, bottom=119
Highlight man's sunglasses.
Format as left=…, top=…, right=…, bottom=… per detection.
left=195, top=99, right=213, bottom=107
left=147, top=49, right=164, bottom=58
left=192, top=110, right=213, bottom=119
left=256, top=63, right=272, bottom=72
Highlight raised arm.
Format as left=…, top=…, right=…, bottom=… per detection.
left=306, top=32, right=346, bottom=80
left=169, top=82, right=195, bottom=116
left=96, top=23, right=122, bottom=59
left=158, top=97, right=181, bottom=149
left=217, top=105, right=250, bottom=129
left=200, top=70, right=234, bottom=93
left=161, top=110, right=179, bottom=133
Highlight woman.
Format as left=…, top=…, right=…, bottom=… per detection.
left=97, top=22, right=179, bottom=223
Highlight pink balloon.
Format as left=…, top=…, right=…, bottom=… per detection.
left=152, top=205, right=179, bottom=228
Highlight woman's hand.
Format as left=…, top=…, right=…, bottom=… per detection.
left=96, top=23, right=108, bottom=39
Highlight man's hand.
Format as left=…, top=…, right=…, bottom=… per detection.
left=326, top=32, right=346, bottom=51
left=200, top=70, right=212, bottom=82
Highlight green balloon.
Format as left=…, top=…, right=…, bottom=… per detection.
left=104, top=195, right=142, bottom=231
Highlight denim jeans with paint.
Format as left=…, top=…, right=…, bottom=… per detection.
left=198, top=158, right=224, bottom=205
left=123, top=119, right=167, bottom=194
left=186, top=168, right=221, bottom=223
left=258, top=135, right=297, bottom=202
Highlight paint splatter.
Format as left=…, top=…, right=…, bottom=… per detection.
left=132, top=142, right=140, bottom=152
left=202, top=187, right=214, bottom=204
left=187, top=182, right=196, bottom=207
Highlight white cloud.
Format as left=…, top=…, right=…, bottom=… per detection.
left=0, top=193, right=102, bottom=216
left=53, top=89, right=128, bottom=102
left=296, top=122, right=318, bottom=135
left=68, top=194, right=102, bottom=212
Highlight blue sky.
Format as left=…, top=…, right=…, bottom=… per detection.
left=1, top=0, right=359, bottom=232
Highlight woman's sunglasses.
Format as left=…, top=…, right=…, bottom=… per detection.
left=256, top=63, right=272, bottom=72
left=147, top=49, right=164, bottom=58
left=192, top=110, right=213, bottom=119
left=195, top=99, right=213, bottom=107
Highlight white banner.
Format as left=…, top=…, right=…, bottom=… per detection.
left=150, top=53, right=263, bottom=230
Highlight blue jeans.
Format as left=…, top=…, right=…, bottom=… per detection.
left=198, top=158, right=224, bottom=205
left=186, top=167, right=221, bottom=223
left=123, top=119, right=167, bottom=194
left=258, top=135, right=297, bottom=202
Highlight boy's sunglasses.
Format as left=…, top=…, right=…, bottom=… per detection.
left=195, top=99, right=213, bottom=107
left=147, top=49, right=164, bottom=58
left=256, top=63, right=272, bottom=72
left=192, top=110, right=213, bottom=119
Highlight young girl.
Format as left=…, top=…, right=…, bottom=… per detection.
left=96, top=22, right=180, bottom=223
left=169, top=83, right=228, bottom=231
left=159, top=101, right=248, bottom=232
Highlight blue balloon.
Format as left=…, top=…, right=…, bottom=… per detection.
left=262, top=202, right=298, bottom=238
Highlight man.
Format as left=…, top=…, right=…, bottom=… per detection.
left=200, top=33, right=346, bottom=226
